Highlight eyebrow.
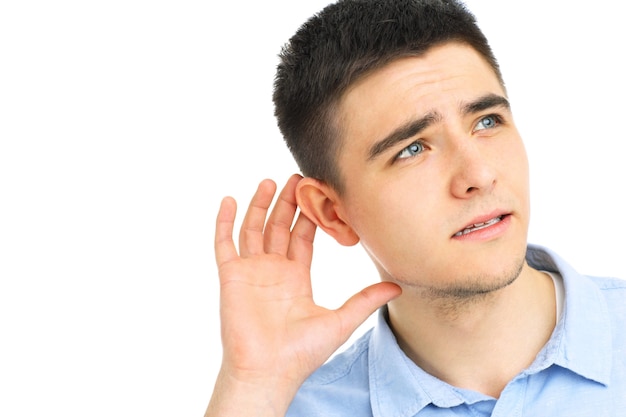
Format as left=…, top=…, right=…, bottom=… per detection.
left=366, top=93, right=510, bottom=161
left=461, top=93, right=510, bottom=115
left=367, top=112, right=440, bottom=161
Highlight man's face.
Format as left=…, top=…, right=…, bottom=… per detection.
left=334, top=42, right=530, bottom=296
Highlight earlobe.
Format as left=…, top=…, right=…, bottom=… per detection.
left=296, top=177, right=360, bottom=246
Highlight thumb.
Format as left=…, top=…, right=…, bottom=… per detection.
left=335, top=281, right=402, bottom=338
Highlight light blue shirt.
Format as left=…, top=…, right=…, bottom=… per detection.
left=287, top=245, right=626, bottom=416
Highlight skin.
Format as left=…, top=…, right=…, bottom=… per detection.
left=206, top=176, right=401, bottom=417
left=206, top=41, right=556, bottom=416
left=303, top=42, right=531, bottom=298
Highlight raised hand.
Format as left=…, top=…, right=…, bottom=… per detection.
left=205, top=175, right=401, bottom=417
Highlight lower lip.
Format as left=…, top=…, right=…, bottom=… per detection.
left=452, top=214, right=512, bottom=242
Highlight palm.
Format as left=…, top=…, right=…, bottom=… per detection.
left=219, top=252, right=338, bottom=383
left=214, top=175, right=401, bottom=387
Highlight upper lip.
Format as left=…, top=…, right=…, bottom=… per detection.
left=453, top=211, right=510, bottom=237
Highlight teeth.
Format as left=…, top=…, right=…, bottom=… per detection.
left=455, top=216, right=503, bottom=237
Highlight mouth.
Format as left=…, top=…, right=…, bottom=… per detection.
left=453, top=214, right=508, bottom=237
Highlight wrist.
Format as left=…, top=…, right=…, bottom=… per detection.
left=205, top=367, right=299, bottom=417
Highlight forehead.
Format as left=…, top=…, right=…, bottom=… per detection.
left=340, top=42, right=503, bottom=118
left=334, top=42, right=504, bottom=156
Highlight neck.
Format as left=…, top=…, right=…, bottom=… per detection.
left=386, top=262, right=555, bottom=398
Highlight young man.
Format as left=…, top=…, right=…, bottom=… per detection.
left=206, top=0, right=626, bottom=416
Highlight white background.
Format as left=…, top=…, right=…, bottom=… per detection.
left=1, top=1, right=624, bottom=416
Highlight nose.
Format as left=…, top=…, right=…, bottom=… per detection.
left=449, top=141, right=497, bottom=199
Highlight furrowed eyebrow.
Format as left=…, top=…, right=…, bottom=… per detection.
left=461, top=94, right=510, bottom=115
left=366, top=94, right=509, bottom=162
left=367, top=112, right=440, bottom=161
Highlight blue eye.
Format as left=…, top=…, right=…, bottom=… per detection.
left=397, top=141, right=425, bottom=160
left=475, top=115, right=500, bottom=131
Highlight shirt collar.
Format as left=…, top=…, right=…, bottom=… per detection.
left=368, top=245, right=613, bottom=416
left=368, top=307, right=435, bottom=417
left=525, top=244, right=612, bottom=385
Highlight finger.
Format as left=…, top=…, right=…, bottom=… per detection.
left=287, top=211, right=317, bottom=268
left=335, top=282, right=402, bottom=337
left=239, top=179, right=277, bottom=257
left=263, top=174, right=302, bottom=255
left=214, top=196, right=239, bottom=267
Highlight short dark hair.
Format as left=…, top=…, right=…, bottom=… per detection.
left=273, top=0, right=503, bottom=193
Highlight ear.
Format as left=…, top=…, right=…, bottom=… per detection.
left=296, top=177, right=360, bottom=246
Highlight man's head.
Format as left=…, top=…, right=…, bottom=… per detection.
left=273, top=0, right=503, bottom=194
left=272, top=0, right=531, bottom=298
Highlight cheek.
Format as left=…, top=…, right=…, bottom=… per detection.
left=345, top=184, right=439, bottom=259
left=506, top=142, right=530, bottom=191
left=344, top=165, right=444, bottom=236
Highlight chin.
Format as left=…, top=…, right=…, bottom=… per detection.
left=437, top=250, right=526, bottom=299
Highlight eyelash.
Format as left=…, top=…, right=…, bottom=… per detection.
left=395, top=141, right=426, bottom=161
left=393, top=113, right=505, bottom=163
left=474, top=113, right=504, bottom=131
